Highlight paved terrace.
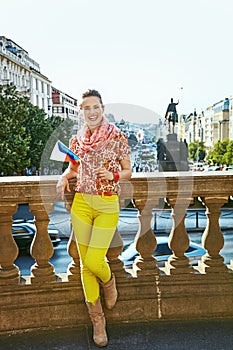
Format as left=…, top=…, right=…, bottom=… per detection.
left=0, top=318, right=233, bottom=349
left=0, top=172, right=233, bottom=349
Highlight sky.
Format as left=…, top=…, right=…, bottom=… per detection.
left=1, top=0, right=233, bottom=123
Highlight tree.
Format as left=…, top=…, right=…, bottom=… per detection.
left=23, top=105, right=54, bottom=172
left=224, top=140, right=233, bottom=165
left=0, top=85, right=31, bottom=175
left=188, top=141, right=206, bottom=162
left=207, top=139, right=233, bottom=165
left=0, top=84, right=69, bottom=175
left=40, top=116, right=75, bottom=174
left=207, top=139, right=229, bottom=165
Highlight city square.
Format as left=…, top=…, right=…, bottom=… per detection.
left=1, top=1, right=233, bottom=349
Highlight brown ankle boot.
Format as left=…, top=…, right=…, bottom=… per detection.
left=86, top=298, right=108, bottom=347
left=102, top=273, right=118, bottom=310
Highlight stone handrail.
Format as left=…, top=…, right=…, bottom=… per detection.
left=0, top=172, right=233, bottom=283
left=0, top=172, right=233, bottom=332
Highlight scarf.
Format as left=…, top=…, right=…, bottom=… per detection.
left=76, top=116, right=120, bottom=153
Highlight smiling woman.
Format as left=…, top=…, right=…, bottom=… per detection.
left=81, top=90, right=104, bottom=132
left=56, top=89, right=132, bottom=347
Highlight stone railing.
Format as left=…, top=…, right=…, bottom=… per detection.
left=0, top=172, right=233, bottom=333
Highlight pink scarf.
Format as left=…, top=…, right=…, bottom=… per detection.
left=76, top=116, right=119, bottom=153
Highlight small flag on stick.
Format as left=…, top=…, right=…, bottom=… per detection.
left=50, top=140, right=80, bottom=165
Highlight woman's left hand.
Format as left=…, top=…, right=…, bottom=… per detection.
left=96, top=167, right=114, bottom=181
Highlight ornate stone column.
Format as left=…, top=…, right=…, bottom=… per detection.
left=198, top=197, right=228, bottom=273
left=29, top=203, right=57, bottom=283
left=0, top=203, right=20, bottom=285
left=107, top=228, right=126, bottom=278
left=164, top=197, right=194, bottom=275
left=132, top=199, right=159, bottom=277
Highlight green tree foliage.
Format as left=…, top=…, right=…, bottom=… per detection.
left=207, top=139, right=233, bottom=165
left=40, top=117, right=75, bottom=174
left=188, top=141, right=206, bottom=161
left=23, top=105, right=55, bottom=172
left=0, top=85, right=72, bottom=176
left=224, top=140, right=233, bottom=165
left=0, top=85, right=31, bottom=175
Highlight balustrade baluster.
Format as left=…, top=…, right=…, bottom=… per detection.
left=107, top=228, right=126, bottom=278
left=133, top=199, right=159, bottom=277
left=29, top=203, right=57, bottom=283
left=230, top=259, right=233, bottom=272
left=198, top=197, right=228, bottom=273
left=0, top=204, right=20, bottom=285
left=165, top=197, right=194, bottom=275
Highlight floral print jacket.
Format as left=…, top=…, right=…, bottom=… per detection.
left=69, top=119, right=130, bottom=195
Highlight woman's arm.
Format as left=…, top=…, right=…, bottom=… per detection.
left=56, top=162, right=79, bottom=199
left=119, top=156, right=132, bottom=180
left=96, top=156, right=132, bottom=181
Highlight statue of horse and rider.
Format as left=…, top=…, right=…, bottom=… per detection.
left=164, top=98, right=179, bottom=134
left=157, top=98, right=189, bottom=171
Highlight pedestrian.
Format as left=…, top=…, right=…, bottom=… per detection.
left=56, top=89, right=132, bottom=347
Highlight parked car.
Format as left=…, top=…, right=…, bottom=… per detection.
left=193, top=163, right=205, bottom=171
left=207, top=165, right=221, bottom=171
left=120, top=235, right=206, bottom=268
left=12, top=222, right=61, bottom=253
left=222, top=166, right=233, bottom=171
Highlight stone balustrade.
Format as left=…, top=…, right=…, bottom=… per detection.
left=0, top=172, right=233, bottom=333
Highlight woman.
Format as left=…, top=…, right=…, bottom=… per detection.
left=56, top=89, right=132, bottom=347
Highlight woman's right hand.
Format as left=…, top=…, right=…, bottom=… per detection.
left=56, top=176, right=71, bottom=200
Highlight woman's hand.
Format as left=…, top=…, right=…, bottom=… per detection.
left=96, top=167, right=114, bottom=181
left=56, top=176, right=71, bottom=200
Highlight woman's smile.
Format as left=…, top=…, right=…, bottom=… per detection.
left=81, top=95, right=104, bottom=131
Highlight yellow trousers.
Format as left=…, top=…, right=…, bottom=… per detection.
left=71, top=193, right=119, bottom=305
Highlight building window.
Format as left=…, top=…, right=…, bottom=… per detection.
left=3, top=67, right=7, bottom=80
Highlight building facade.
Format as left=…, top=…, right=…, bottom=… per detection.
left=51, top=87, right=78, bottom=120
left=0, top=36, right=79, bottom=123
left=212, top=98, right=230, bottom=144
left=182, top=98, right=232, bottom=151
left=0, top=36, right=52, bottom=116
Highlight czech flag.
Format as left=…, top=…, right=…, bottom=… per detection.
left=50, top=140, right=80, bottom=165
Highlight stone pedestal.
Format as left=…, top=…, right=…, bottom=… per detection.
left=158, top=133, right=189, bottom=172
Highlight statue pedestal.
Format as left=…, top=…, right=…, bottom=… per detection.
left=158, top=134, right=189, bottom=172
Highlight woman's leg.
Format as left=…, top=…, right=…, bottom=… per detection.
left=78, top=212, right=118, bottom=304
left=71, top=193, right=100, bottom=304
left=71, top=194, right=118, bottom=347
left=84, top=221, right=117, bottom=283
left=71, top=193, right=119, bottom=305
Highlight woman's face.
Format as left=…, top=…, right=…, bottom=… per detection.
left=81, top=96, right=104, bottom=131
